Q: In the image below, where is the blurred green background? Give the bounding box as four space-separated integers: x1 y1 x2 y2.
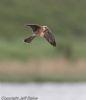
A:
0 0 86 82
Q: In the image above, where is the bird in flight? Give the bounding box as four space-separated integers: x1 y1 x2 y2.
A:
24 24 56 47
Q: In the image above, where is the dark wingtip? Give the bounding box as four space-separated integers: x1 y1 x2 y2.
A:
26 24 30 26
25 24 34 27
53 43 56 47
51 41 56 47
26 24 37 26
24 39 26 42
24 38 29 43
24 39 27 43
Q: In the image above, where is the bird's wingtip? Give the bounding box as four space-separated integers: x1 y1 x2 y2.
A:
26 24 30 26
50 41 56 47
53 42 56 47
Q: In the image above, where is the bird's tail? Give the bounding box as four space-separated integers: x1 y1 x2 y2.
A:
24 35 36 43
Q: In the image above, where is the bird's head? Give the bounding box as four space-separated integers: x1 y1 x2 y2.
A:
42 26 48 31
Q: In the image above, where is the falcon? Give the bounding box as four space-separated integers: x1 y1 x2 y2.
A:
24 24 56 47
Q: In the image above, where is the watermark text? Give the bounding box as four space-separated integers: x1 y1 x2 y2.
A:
1 96 38 100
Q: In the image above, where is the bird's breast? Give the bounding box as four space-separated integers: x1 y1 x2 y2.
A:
39 32 45 37
35 28 44 37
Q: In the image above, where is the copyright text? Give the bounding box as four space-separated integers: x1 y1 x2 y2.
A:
0 96 38 100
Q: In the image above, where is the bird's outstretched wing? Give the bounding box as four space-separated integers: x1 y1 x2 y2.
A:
44 29 56 47
26 24 41 32
24 35 36 43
